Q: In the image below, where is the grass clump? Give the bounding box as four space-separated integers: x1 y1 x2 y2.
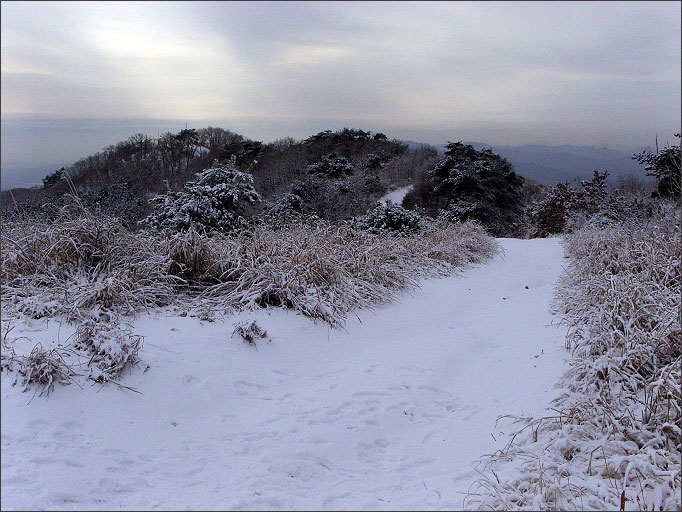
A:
1 201 180 321
75 319 143 383
197 219 498 327
232 320 268 346
9 344 78 397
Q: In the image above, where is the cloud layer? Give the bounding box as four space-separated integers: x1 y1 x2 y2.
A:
1 1 680 187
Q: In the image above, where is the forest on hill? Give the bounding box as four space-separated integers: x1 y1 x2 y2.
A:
3 126 673 240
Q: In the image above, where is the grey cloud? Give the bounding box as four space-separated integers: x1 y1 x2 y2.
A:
1 1 680 189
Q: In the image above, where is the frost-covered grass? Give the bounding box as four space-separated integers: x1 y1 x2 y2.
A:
193 220 498 327
2 205 497 328
1 206 498 394
467 202 681 511
1 205 179 322
1 326 78 398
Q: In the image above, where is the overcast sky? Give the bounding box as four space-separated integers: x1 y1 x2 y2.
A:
1 1 680 188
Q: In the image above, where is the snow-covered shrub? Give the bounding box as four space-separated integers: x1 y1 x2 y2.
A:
258 192 321 230
306 153 354 178
358 201 425 236
77 183 147 229
521 171 657 238
284 174 369 223
75 319 143 383
364 152 392 171
468 204 681 511
142 160 261 234
520 182 575 237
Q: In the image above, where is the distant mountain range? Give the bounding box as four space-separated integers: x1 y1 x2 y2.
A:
404 141 652 185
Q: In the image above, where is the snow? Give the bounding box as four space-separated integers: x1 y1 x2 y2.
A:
379 185 413 206
1 237 568 510
190 144 210 155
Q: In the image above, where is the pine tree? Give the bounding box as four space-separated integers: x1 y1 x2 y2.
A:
633 134 681 198
429 142 524 236
142 160 261 234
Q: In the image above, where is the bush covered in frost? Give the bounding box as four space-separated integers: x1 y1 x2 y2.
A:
142 160 261 234
520 170 658 238
358 200 425 235
258 192 321 230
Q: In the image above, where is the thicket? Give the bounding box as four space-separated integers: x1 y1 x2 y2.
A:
2 127 432 231
357 201 425 236
142 161 261 234
517 170 666 239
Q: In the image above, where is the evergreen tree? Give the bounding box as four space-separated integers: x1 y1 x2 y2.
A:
429 141 524 236
142 160 261 234
306 153 354 178
42 168 65 189
633 134 681 198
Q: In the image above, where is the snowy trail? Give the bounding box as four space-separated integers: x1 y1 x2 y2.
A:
1 238 568 510
379 185 413 205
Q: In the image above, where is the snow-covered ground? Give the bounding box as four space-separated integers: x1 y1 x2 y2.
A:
379 185 413 206
1 237 568 510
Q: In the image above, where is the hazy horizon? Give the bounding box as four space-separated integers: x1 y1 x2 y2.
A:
2 1 680 188
0 114 670 190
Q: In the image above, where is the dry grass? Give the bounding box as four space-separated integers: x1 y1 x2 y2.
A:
232 320 268 346
1 201 182 321
466 203 681 511
7 343 78 397
192 220 498 326
1 206 498 397
1 323 79 397
75 319 143 383
2 203 497 328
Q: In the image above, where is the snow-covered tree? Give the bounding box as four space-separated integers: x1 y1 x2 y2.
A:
633 133 681 198
142 160 261 233
306 153 354 178
430 142 524 236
